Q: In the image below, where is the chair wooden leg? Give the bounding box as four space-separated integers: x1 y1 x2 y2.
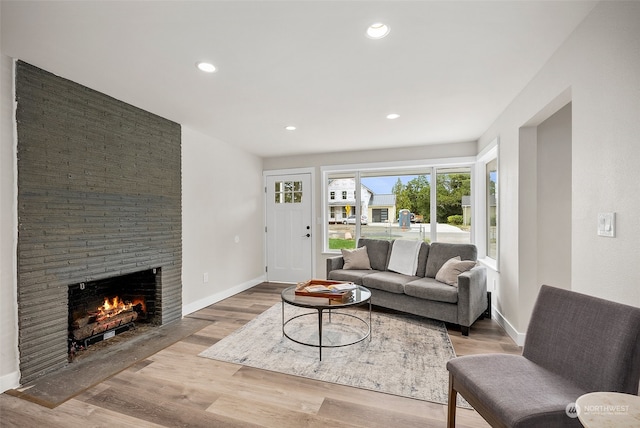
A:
448 372 457 428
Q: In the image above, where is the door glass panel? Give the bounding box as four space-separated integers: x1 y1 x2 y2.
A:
275 181 303 204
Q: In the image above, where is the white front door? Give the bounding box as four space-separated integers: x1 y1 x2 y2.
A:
266 173 313 283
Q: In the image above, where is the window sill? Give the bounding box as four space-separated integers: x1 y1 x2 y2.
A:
478 257 498 272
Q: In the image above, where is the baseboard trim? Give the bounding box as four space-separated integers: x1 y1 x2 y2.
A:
181 275 266 317
493 307 526 347
0 370 21 394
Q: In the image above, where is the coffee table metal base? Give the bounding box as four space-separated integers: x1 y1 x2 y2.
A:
281 304 371 360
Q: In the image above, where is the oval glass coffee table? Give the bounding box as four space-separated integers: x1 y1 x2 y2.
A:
281 285 372 360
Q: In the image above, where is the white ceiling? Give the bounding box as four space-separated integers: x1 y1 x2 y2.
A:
1 1 596 158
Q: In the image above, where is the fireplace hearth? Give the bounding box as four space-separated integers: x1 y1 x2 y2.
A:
68 269 160 357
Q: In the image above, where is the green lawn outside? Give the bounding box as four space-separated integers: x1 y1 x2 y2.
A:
328 238 356 250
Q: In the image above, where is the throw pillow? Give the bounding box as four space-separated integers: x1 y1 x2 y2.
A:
341 246 372 270
435 256 477 286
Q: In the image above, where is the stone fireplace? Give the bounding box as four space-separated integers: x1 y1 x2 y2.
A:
67 268 161 354
15 61 182 384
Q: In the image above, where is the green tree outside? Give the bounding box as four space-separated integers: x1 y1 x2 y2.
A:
436 173 470 222
392 178 412 216
392 173 470 224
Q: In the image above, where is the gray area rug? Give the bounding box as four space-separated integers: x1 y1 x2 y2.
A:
199 303 469 407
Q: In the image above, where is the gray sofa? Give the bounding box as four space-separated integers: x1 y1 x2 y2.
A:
326 238 487 335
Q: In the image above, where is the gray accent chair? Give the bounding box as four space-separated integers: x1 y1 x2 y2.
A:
446 285 640 428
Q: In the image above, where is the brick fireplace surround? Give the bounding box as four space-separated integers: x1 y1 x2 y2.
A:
15 61 182 384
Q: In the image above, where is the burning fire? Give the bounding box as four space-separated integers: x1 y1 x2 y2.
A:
99 296 131 314
97 296 145 318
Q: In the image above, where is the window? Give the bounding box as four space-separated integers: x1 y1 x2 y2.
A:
323 159 475 252
486 158 498 259
274 180 302 204
361 171 427 243
327 175 358 249
476 140 498 266
435 167 471 244
330 191 335 200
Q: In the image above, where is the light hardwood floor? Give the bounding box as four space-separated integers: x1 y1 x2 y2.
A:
0 282 521 427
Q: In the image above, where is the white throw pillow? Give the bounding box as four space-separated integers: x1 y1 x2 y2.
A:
341 246 372 270
435 256 477 286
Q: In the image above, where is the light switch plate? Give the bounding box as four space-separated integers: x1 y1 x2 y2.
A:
597 212 615 237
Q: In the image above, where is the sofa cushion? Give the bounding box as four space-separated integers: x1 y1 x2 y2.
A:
435 256 477 286
425 242 478 278
357 238 391 271
362 271 417 294
327 269 377 285
341 246 372 270
405 277 459 303
415 242 430 277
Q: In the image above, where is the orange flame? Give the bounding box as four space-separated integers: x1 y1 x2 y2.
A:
98 296 134 318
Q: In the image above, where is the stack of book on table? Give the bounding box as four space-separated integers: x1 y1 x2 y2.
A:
294 279 357 304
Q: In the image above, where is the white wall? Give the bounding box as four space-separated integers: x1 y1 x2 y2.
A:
479 1 640 337
0 52 20 389
536 103 572 291
0 0 20 392
181 126 266 315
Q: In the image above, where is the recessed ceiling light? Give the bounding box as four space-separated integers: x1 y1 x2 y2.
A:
366 23 390 39
196 62 216 73
386 113 400 120
285 125 297 131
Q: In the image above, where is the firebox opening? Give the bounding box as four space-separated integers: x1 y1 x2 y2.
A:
68 268 160 356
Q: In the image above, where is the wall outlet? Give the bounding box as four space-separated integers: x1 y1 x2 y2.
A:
203 272 209 283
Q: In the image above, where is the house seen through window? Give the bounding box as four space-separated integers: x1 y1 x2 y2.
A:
325 167 472 251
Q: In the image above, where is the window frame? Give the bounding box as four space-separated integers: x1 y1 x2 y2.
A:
321 157 476 254
475 139 499 271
